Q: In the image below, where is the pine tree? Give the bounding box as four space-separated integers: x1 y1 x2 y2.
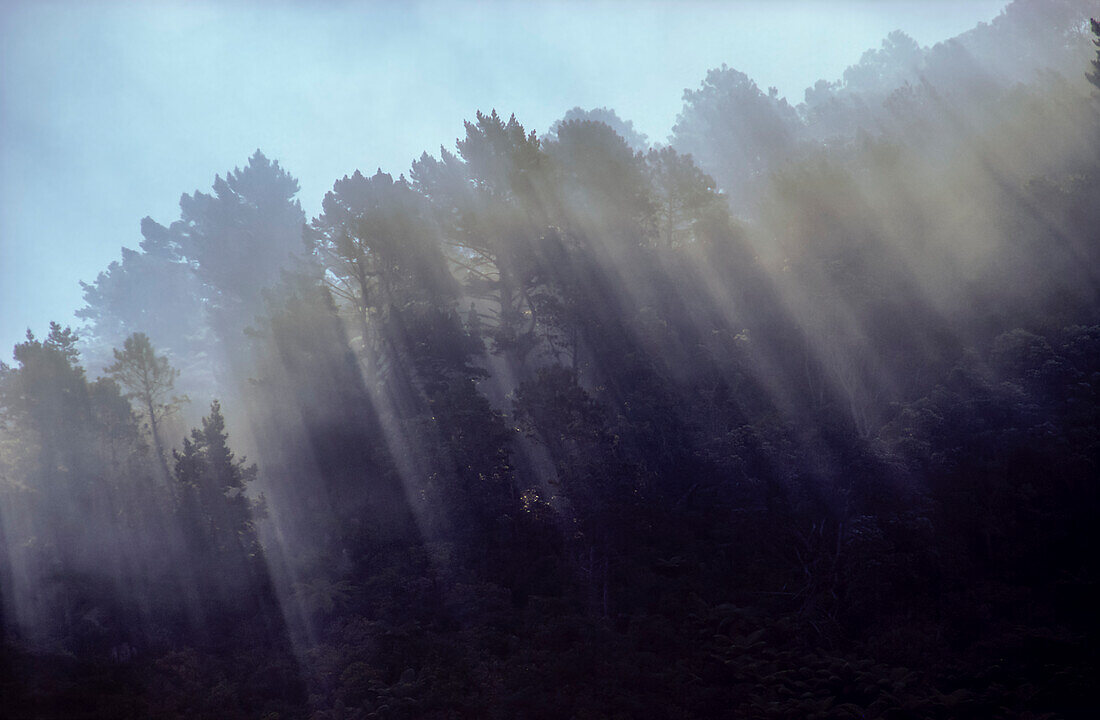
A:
106 332 186 480
174 401 262 562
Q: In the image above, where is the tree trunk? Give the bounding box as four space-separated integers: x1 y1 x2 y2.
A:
146 394 170 482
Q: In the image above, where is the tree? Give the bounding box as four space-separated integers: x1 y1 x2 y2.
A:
1088 18 1100 92
646 146 722 246
547 107 649 153
3 323 90 472
77 217 209 377
840 30 925 97
79 152 305 403
245 273 413 548
0 324 176 646
411 111 552 368
514 365 644 616
671 65 801 210
307 169 454 357
174 400 262 563
514 119 659 368
106 332 186 480
145 150 306 345
544 118 654 250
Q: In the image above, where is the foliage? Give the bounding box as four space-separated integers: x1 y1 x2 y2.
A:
4 8 1100 718
105 332 186 477
1089 17 1100 91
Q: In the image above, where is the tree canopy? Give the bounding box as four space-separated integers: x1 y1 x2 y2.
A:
4 5 1100 717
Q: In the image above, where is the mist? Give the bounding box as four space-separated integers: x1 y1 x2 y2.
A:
2 1 1099 717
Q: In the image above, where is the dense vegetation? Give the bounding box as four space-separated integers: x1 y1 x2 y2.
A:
2 3 1099 718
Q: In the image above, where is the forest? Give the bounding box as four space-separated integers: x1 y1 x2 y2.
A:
2 2 1099 718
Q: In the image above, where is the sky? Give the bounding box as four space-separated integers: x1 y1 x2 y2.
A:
0 0 1008 360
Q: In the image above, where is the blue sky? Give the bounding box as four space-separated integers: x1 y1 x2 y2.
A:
0 0 1007 359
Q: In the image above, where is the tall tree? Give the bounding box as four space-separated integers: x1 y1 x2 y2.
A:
411 111 553 369
307 169 454 359
545 118 654 249
106 332 186 480
2 324 90 473
244 272 411 548
646 146 722 247
174 400 262 564
79 151 305 403
77 217 209 376
671 65 801 211
1088 18 1100 92
145 150 306 346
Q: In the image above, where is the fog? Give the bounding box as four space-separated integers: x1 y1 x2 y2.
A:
2 1 1099 717
0 0 1008 356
